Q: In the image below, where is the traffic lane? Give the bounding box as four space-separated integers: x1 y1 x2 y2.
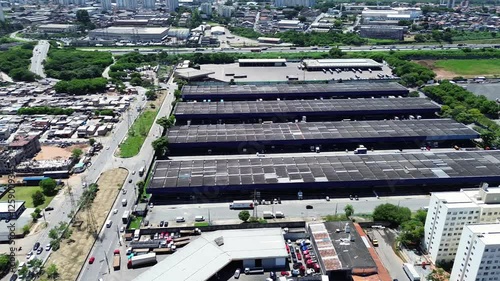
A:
372 228 407 281
147 196 430 225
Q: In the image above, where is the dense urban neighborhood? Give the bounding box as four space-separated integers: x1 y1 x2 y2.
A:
0 0 499 280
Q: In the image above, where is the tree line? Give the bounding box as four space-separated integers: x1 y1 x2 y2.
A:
54 77 107 95
17 106 74 115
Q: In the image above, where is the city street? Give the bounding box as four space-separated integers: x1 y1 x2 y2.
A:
77 73 177 281
147 195 430 226
29 40 50 78
373 228 408 281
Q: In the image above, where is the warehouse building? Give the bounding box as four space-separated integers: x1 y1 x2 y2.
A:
238 59 287 67
181 82 409 101
173 98 441 124
134 228 288 281
147 151 500 200
302 59 382 71
360 25 405 40
88 27 169 42
257 37 282 44
166 119 478 155
37 24 77 33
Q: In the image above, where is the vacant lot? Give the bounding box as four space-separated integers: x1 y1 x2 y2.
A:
0 186 55 209
45 168 127 281
418 59 500 79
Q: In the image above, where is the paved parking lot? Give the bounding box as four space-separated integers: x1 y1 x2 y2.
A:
200 62 395 83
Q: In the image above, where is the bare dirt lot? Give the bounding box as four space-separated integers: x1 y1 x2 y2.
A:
415 60 461 80
45 168 128 281
34 144 89 161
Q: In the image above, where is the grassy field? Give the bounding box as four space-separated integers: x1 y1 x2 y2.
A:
0 186 56 209
434 59 500 76
129 215 143 229
119 109 158 158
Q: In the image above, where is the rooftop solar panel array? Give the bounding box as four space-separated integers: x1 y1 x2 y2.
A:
174 98 440 116
181 82 408 97
167 119 478 144
149 151 500 189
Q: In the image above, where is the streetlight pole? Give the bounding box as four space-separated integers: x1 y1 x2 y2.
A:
103 250 110 273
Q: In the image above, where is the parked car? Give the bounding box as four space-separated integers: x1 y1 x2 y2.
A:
176 217 185 223
45 207 54 211
10 274 17 281
36 248 43 255
159 221 164 227
45 244 51 251
33 242 40 251
88 256 95 264
306 205 313 210
234 268 241 279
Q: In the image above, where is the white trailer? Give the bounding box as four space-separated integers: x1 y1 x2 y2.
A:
229 200 254 210
402 263 421 281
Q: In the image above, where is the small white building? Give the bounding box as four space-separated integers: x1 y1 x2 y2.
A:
210 26 225 35
133 228 288 281
450 223 500 281
424 185 500 264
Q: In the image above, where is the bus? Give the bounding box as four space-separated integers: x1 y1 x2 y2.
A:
402 263 421 281
122 211 130 224
250 48 262 53
43 170 70 179
138 166 145 177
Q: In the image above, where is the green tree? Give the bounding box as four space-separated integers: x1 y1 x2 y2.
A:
372 203 411 226
46 263 59 280
72 148 83 159
18 264 29 278
40 178 57 196
22 225 30 235
409 91 420 97
152 137 169 156
399 219 425 245
298 16 307 22
157 115 175 131
0 254 10 272
344 204 354 218
50 239 60 251
329 47 344 58
427 267 450 281
415 209 428 224
89 138 96 146
136 181 145 196
76 10 90 23
238 210 250 222
32 190 45 207
145 89 157 101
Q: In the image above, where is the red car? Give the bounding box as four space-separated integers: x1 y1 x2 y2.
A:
297 252 302 260
88 256 95 264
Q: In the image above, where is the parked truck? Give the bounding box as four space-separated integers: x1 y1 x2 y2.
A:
229 200 254 210
179 228 201 236
113 249 121 270
173 237 190 243
127 253 157 269
153 248 174 255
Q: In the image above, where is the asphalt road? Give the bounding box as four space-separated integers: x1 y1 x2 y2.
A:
147 195 430 226
79 43 500 55
29 40 50 78
372 228 408 281
77 75 177 281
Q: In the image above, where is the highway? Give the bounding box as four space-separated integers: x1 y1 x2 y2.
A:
30 40 50 78
78 43 500 55
77 75 177 281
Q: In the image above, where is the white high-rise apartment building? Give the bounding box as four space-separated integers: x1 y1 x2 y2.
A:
424 185 500 264
166 0 178 12
450 223 500 281
101 0 112 11
143 0 155 9
0 8 5 22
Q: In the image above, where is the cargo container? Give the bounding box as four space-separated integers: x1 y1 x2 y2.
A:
113 249 121 270
229 200 254 210
127 253 157 269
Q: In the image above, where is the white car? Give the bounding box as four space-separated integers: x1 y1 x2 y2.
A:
120 226 125 232
113 209 118 214
132 171 136 175
45 244 51 251
26 251 33 259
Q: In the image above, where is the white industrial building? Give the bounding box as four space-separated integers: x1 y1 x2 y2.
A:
210 26 225 35
88 27 169 42
361 7 421 22
274 0 316 7
424 185 500 264
277 19 302 31
450 223 500 281
38 24 77 33
134 228 288 281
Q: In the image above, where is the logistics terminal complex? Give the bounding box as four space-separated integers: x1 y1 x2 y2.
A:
147 81 500 201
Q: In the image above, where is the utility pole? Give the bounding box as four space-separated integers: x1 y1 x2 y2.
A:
103 250 110 273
